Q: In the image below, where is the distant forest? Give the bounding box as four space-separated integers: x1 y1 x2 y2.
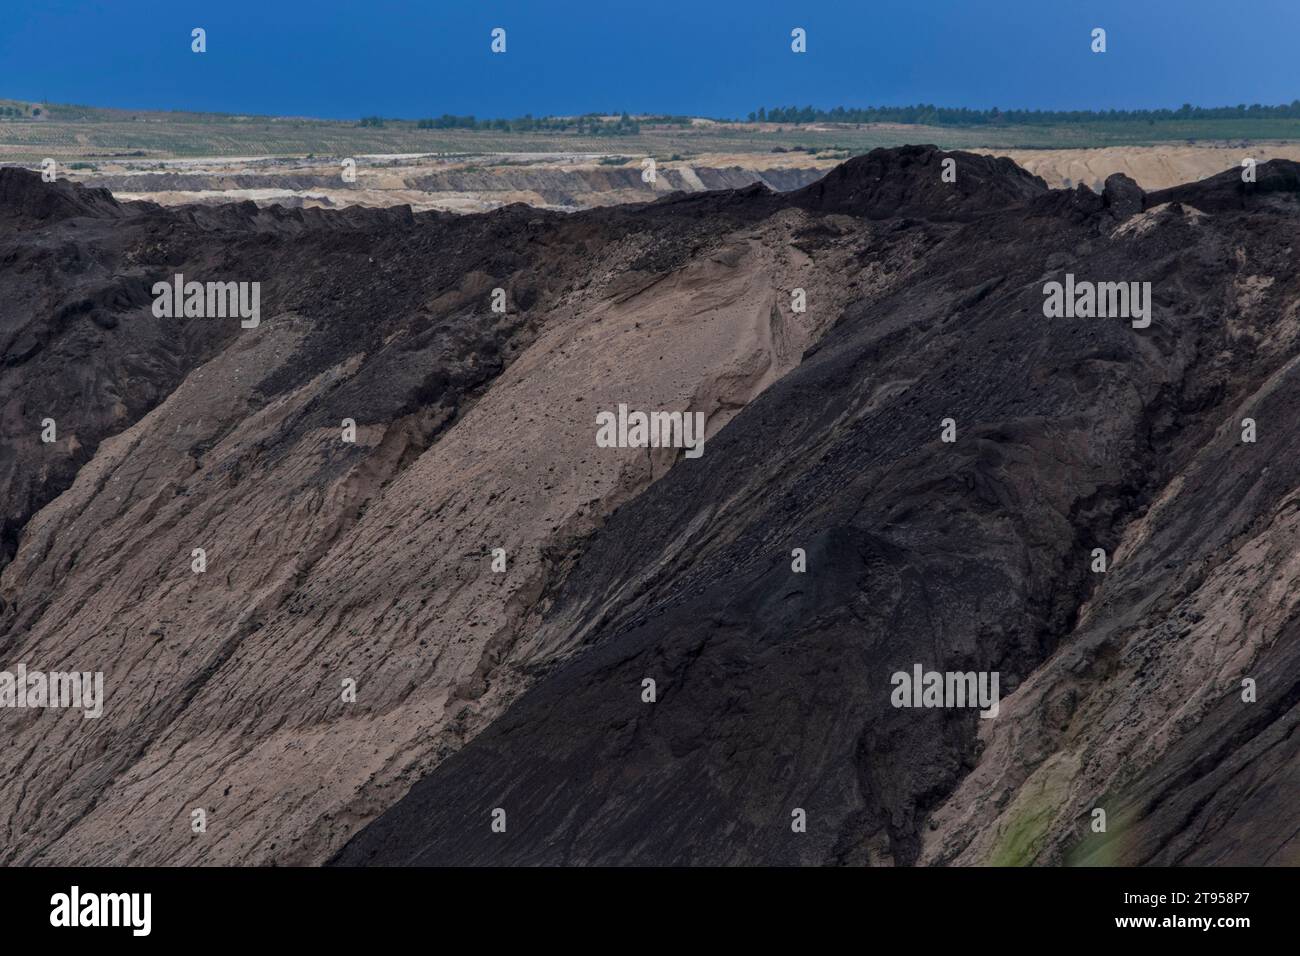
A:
748 102 1300 125
346 103 1300 134
359 112 694 135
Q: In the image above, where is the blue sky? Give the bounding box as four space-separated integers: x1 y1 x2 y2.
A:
1 0 1296 119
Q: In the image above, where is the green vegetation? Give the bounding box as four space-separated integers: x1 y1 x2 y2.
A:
5 97 1300 163
751 101 1300 126
415 111 644 135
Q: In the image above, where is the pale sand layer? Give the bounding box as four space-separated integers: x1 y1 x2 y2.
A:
988 143 1300 191
33 144 1300 212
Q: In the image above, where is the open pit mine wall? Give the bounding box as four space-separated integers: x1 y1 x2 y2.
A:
1 147 1297 866
81 163 829 210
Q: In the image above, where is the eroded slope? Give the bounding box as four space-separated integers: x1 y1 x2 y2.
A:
0 164 897 863
336 158 1300 866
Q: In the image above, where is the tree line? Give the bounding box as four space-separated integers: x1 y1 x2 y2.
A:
748 102 1300 126
357 113 698 135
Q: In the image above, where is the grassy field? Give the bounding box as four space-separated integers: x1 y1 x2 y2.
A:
5 98 1300 162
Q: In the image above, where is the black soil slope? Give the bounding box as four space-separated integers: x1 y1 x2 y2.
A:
334 158 1300 866
1148 158 1300 213
792 144 1048 220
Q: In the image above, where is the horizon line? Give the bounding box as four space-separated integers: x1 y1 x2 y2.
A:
6 95 1300 126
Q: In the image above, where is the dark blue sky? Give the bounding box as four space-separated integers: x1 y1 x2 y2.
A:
2 0 1296 119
